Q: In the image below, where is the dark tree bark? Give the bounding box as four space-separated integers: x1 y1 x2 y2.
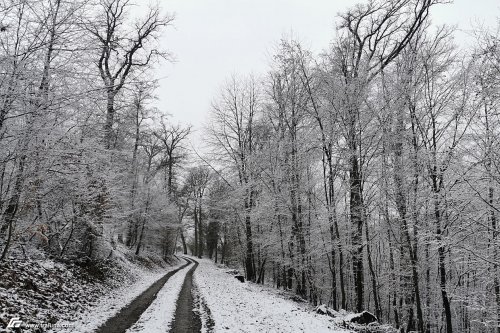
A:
244 188 256 281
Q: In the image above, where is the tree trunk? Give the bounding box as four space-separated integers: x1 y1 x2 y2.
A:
0 149 26 261
244 185 256 281
365 222 381 320
409 102 425 333
432 177 452 333
104 88 116 149
388 231 400 328
198 202 203 259
485 97 500 333
180 229 187 255
135 218 146 256
214 237 218 263
393 102 424 332
349 136 365 312
194 206 198 257
167 153 174 195
126 95 141 246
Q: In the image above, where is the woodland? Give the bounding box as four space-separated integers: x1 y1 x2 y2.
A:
1 0 500 332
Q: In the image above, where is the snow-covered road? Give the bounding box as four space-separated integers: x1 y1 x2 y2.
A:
126 260 193 333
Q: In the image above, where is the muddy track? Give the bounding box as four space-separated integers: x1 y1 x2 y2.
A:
95 258 191 333
169 257 202 332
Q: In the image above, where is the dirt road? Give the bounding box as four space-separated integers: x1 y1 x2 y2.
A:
95 258 191 333
169 258 202 332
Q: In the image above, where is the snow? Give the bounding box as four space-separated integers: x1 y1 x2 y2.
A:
193 259 351 333
58 258 184 333
193 282 216 333
3 253 391 332
315 304 341 318
126 262 192 333
1 257 104 333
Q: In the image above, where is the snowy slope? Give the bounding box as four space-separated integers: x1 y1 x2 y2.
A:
193 259 351 333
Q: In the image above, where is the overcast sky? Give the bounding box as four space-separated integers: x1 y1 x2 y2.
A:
153 0 499 143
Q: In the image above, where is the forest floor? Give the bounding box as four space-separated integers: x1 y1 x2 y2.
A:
193 258 349 333
2 254 394 332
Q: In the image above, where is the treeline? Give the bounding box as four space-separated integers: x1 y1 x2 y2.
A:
0 0 191 265
195 1 500 333
2 0 500 332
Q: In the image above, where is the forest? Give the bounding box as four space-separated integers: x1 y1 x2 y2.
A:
1 0 500 332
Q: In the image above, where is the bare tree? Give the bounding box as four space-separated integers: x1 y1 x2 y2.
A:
87 0 174 149
154 117 192 195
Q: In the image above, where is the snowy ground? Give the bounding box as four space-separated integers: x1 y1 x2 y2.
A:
57 257 184 333
1 257 101 333
3 254 388 332
193 259 350 333
125 261 192 333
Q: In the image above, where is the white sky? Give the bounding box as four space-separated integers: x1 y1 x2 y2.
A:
153 0 500 141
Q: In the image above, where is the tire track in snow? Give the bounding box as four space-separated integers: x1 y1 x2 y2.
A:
170 257 210 332
126 257 194 332
94 257 191 333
